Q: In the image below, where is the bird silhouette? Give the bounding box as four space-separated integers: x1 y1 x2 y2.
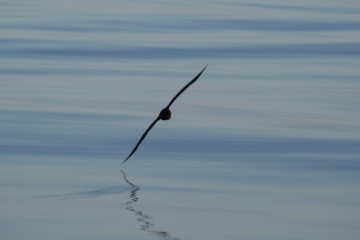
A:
123 65 208 165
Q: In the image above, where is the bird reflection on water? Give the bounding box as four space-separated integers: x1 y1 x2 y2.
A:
34 171 180 239
121 170 180 240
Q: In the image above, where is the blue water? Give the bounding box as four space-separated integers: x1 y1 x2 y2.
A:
1 0 360 239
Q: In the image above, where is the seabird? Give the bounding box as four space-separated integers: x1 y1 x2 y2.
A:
123 65 208 164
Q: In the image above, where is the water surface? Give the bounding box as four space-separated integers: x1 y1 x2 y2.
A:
1 0 360 239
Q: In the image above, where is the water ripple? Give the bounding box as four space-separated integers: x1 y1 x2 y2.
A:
7 19 360 33
2 43 360 60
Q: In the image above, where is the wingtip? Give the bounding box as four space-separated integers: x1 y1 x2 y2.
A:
121 156 130 166
198 64 208 77
199 64 208 75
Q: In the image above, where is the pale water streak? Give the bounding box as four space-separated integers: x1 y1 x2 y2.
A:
1 0 360 240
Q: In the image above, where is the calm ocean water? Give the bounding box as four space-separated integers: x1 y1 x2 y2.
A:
1 0 360 239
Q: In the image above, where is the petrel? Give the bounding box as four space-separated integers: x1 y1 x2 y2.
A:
123 65 208 164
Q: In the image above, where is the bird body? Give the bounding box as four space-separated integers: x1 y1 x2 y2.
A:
123 65 207 165
159 107 171 120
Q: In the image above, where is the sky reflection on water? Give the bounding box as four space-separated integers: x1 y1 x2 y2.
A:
1 0 360 239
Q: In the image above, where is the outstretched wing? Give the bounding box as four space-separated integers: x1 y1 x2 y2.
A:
123 65 208 164
166 65 208 108
123 117 160 165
